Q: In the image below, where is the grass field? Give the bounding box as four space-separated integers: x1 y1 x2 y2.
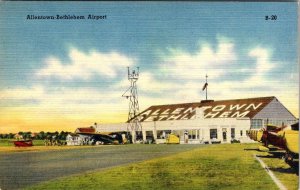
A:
0 139 16 146
0 139 45 146
0 145 97 153
25 143 298 190
0 139 77 153
258 151 299 190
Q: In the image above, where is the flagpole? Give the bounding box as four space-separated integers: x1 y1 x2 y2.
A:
201 74 208 101
205 74 208 100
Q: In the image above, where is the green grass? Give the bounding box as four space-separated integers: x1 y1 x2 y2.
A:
0 139 46 146
33 140 47 146
24 143 293 190
256 151 299 190
0 139 13 146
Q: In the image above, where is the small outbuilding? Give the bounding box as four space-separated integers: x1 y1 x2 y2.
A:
66 127 96 145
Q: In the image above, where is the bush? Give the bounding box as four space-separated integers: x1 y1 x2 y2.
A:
231 139 240 144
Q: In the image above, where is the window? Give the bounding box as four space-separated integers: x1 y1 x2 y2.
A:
240 130 243 137
287 120 298 125
210 129 218 139
188 130 197 139
157 130 171 139
251 119 263 129
231 128 235 139
264 119 298 128
146 131 154 140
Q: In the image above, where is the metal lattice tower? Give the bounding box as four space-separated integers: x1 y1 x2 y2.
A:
122 67 142 143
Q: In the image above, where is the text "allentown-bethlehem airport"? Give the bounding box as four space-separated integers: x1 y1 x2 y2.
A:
27 14 107 20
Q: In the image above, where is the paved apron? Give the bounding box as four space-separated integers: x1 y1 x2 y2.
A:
0 144 203 190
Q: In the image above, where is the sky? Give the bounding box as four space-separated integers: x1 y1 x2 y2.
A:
0 2 298 133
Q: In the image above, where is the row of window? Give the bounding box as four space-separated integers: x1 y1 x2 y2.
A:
251 119 298 129
209 128 242 140
155 129 244 140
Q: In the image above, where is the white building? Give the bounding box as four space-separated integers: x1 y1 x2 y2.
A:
66 127 95 145
97 96 297 144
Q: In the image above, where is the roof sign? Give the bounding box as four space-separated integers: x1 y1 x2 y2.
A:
137 97 274 122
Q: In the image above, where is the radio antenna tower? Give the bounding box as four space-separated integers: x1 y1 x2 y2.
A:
122 67 142 143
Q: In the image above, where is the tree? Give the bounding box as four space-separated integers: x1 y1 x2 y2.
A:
38 131 45 140
58 131 65 140
8 133 14 139
22 132 31 140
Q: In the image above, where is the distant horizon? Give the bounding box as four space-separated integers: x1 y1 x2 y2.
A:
0 95 297 134
0 2 298 133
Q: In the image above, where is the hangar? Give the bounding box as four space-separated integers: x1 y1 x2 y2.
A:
97 96 297 144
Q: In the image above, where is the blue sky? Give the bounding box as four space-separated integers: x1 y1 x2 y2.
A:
0 2 298 132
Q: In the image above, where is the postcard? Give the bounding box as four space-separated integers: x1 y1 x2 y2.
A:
0 1 298 190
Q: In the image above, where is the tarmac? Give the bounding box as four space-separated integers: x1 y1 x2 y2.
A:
0 144 203 190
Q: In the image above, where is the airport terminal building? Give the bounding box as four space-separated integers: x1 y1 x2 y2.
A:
97 96 297 144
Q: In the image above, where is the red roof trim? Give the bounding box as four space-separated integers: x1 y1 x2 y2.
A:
76 127 95 133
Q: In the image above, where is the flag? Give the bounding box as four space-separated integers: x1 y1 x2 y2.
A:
202 82 208 91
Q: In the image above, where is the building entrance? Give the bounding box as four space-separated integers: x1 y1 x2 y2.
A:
222 128 227 142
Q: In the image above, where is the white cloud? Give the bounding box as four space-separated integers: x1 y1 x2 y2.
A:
0 85 130 124
249 47 274 73
194 46 298 115
0 86 124 105
152 42 297 116
161 38 237 80
116 42 296 113
0 86 45 100
2 41 298 129
36 48 135 80
117 72 179 94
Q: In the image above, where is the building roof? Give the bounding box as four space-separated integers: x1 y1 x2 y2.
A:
75 127 96 134
136 96 276 122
